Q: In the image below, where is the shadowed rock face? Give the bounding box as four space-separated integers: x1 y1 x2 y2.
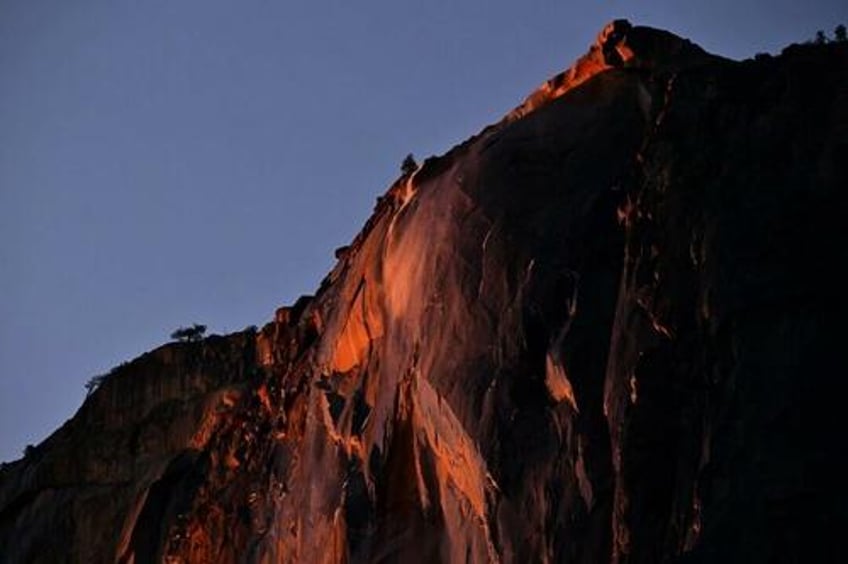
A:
2 21 847 563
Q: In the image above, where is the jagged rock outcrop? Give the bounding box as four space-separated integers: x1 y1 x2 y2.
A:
2 21 847 563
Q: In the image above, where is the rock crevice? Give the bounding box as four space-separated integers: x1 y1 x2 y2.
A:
2 21 846 564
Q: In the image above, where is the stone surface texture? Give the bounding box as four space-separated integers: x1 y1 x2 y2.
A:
2 21 847 564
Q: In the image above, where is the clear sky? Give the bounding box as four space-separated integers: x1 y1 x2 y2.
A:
1 0 845 463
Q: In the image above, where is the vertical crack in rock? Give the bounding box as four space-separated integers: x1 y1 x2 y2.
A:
2 21 847 564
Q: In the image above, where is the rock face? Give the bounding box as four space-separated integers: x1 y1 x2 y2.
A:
2 21 847 563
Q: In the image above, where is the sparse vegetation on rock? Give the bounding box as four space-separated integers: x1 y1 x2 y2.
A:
85 373 107 396
401 153 417 175
83 362 130 395
170 323 207 342
812 25 847 44
2 21 847 563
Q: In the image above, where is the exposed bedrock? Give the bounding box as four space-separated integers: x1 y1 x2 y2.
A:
2 21 846 563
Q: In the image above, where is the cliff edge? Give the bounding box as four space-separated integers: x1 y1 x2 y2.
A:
2 21 847 563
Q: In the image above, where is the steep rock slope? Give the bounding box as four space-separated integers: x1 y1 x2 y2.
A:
2 20 847 563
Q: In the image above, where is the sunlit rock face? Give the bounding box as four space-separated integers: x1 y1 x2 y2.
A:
2 21 847 563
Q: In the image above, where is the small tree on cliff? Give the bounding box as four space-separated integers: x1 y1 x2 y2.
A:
170 323 207 343
85 373 107 396
401 153 418 176
835 24 847 42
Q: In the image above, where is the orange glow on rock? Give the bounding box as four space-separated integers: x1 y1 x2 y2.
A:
330 281 383 373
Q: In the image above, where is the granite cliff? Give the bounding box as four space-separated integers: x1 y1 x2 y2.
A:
2 20 847 563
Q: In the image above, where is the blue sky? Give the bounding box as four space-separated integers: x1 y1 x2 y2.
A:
2 0 846 462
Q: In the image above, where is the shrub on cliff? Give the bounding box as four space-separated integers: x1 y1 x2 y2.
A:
812 26 847 44
401 153 417 176
85 373 107 396
170 323 207 342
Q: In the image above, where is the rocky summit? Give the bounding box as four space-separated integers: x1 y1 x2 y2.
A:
1 20 847 563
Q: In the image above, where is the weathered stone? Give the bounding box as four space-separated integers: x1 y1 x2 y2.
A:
2 21 846 563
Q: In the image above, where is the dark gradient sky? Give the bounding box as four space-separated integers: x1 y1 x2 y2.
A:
2 1 846 462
